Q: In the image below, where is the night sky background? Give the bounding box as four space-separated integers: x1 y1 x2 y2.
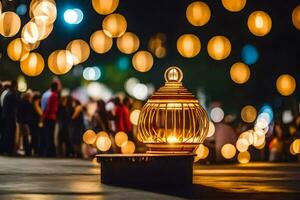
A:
0 0 300 116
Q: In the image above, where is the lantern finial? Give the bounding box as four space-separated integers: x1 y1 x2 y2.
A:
164 66 183 83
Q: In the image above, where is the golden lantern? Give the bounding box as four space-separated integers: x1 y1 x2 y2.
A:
247 11 272 37
186 1 211 26
20 52 45 77
117 32 140 54
48 50 74 75
137 66 209 153
221 143 236 159
241 105 257 123
30 0 57 23
90 30 113 54
237 151 250 164
177 34 201 58
67 39 90 65
230 62 250 84
102 13 127 38
276 74 296 96
0 11 21 37
132 50 154 72
115 131 128 147
221 0 246 12
7 38 30 61
292 5 300 30
207 35 231 60
92 0 119 15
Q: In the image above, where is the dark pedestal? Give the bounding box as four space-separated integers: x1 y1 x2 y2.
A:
97 154 194 187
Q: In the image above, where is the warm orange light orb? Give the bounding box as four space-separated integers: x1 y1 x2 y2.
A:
276 74 296 96
238 151 251 164
195 144 209 161
236 138 249 152
292 139 300 154
206 121 215 138
102 13 127 38
132 50 154 72
177 34 201 58
48 50 73 75
130 109 141 125
96 135 112 152
7 38 29 61
221 0 246 12
83 130 97 145
121 141 135 154
221 144 236 159
115 131 128 147
292 5 300 30
90 30 113 54
248 11 272 37
31 0 57 23
67 39 90 65
117 32 140 54
186 1 211 26
241 105 257 123
0 11 21 37
20 52 44 77
92 0 119 15
207 36 231 60
230 62 250 84
239 130 254 145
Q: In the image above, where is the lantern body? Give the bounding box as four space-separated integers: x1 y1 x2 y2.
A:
102 13 127 38
132 51 154 72
177 34 201 58
276 74 296 96
117 32 140 54
90 30 113 54
137 67 209 153
248 11 272 37
292 5 300 30
186 1 211 26
7 38 30 61
20 52 44 77
0 11 21 37
48 50 73 75
221 0 246 12
92 0 119 15
241 105 257 123
230 62 250 84
207 35 231 60
30 0 57 23
67 39 90 65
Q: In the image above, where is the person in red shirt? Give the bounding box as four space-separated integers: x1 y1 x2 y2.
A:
122 97 132 136
114 97 125 132
41 82 59 157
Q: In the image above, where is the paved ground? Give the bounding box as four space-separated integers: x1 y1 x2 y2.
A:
0 156 300 200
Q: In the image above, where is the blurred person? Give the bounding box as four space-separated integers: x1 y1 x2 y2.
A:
0 81 19 155
57 96 73 157
269 122 284 162
41 82 59 157
28 92 43 156
92 100 110 132
70 98 85 157
113 97 125 132
122 97 133 137
17 91 33 156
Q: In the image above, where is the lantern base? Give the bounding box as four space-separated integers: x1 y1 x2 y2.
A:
145 142 199 154
97 154 194 186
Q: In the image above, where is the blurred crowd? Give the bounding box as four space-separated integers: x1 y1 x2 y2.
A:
0 80 133 157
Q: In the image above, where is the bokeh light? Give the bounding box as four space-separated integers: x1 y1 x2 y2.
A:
130 109 141 125
0 11 21 37
206 121 215 138
230 62 250 84
221 0 246 12
16 4 28 16
7 38 29 61
176 34 201 58
20 52 44 77
121 141 135 154
96 133 111 152
83 130 97 144
292 5 300 30
102 13 127 38
115 131 128 147
241 44 258 65
90 30 113 54
276 74 296 96
248 11 272 37
48 50 73 75
292 139 300 154
239 130 254 145
117 32 140 54
132 50 154 72
210 107 224 123
195 144 209 161
30 0 57 23
186 1 211 26
241 105 257 123
133 83 148 100
207 36 231 60
66 39 90 65
117 56 130 71
236 138 249 152
92 0 119 15
87 82 112 101
221 144 236 159
83 67 101 81
64 8 83 24
237 151 250 164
